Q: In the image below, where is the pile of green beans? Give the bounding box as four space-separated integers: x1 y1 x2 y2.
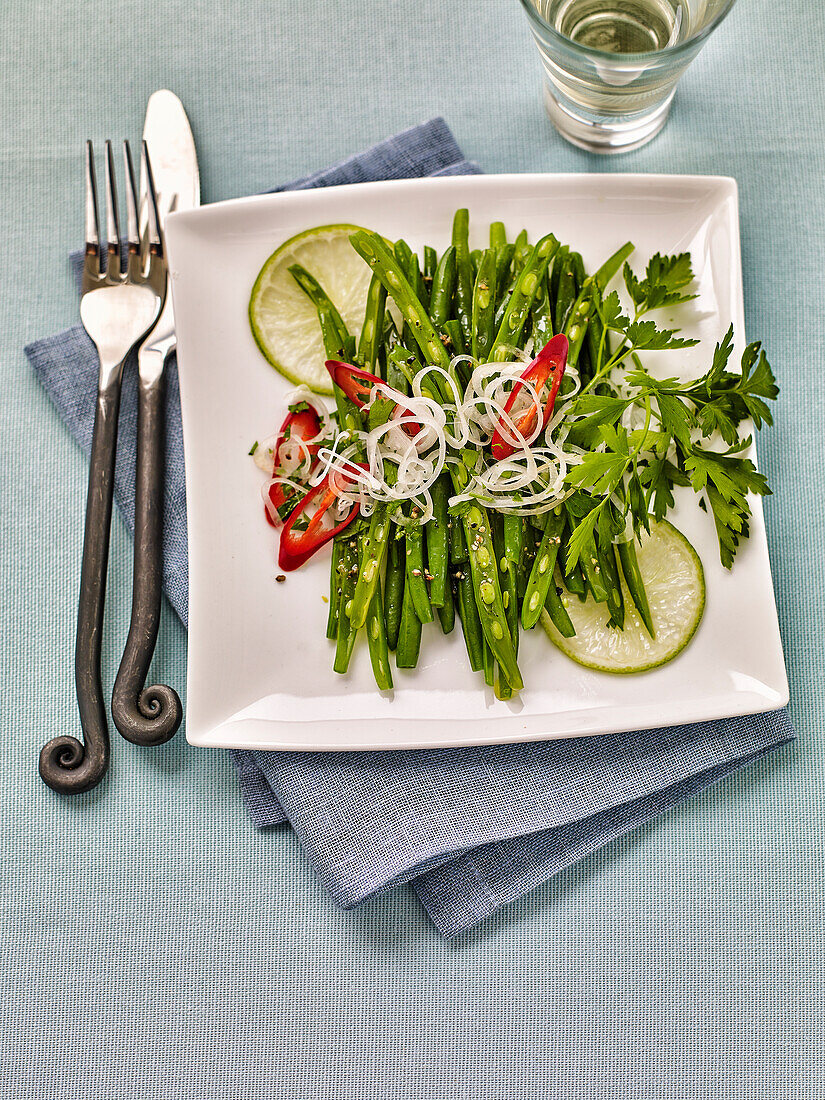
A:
290 212 651 698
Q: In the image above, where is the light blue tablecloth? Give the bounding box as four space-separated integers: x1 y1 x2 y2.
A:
1 0 823 1094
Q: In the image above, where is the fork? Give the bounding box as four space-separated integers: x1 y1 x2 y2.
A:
39 141 166 795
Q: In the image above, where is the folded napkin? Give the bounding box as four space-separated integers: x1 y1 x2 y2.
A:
26 118 794 936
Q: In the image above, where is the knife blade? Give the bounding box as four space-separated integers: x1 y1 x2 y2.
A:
110 90 199 747
141 89 200 356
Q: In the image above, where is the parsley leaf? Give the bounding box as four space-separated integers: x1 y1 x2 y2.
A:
367 396 396 432
624 253 697 313
638 456 690 522
623 320 699 351
566 424 630 497
682 442 771 568
599 290 629 333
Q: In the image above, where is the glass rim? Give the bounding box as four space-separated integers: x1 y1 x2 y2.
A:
518 0 738 63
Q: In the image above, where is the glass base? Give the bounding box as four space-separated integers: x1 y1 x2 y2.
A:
543 83 674 153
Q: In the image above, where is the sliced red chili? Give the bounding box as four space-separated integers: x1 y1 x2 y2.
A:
264 404 323 527
325 359 422 439
325 360 383 408
490 334 568 461
278 466 364 571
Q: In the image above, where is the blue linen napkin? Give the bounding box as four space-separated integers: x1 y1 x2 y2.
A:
25 118 794 936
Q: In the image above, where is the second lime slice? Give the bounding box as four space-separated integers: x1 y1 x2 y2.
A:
540 519 705 674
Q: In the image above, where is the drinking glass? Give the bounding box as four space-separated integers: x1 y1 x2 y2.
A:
520 0 738 153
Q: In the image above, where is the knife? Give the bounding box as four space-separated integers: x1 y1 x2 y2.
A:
111 90 200 746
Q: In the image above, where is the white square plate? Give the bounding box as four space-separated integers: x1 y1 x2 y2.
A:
165 173 788 751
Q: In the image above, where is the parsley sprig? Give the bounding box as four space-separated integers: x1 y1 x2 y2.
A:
563 253 778 571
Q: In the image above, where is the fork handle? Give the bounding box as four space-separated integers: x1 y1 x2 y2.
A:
111 368 182 745
39 382 121 794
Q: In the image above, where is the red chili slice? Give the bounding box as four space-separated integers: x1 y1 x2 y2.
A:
490 334 568 461
325 360 383 408
278 466 364 571
264 404 323 527
325 359 422 439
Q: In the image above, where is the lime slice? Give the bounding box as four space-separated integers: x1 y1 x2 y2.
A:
249 224 373 394
540 519 705 674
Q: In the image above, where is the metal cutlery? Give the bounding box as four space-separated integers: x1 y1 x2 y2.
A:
39 141 166 794
111 91 199 748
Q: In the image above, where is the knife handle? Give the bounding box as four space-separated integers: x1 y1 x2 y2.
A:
40 382 121 794
111 368 182 746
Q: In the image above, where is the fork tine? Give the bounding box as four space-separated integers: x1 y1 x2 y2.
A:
123 141 139 252
141 141 163 259
84 142 101 279
104 140 122 281
123 141 143 281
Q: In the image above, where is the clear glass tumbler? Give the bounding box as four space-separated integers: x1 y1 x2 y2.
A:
520 0 737 153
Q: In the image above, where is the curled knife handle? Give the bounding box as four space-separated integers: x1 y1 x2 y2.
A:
40 384 120 794
112 370 182 746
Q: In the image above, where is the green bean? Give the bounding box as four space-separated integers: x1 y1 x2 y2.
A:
504 513 523 571
326 539 343 640
444 318 465 358
288 264 355 360
482 641 495 687
517 518 537 601
548 245 568 318
584 292 603 383
494 244 515 308
512 229 530 276
553 251 576 334
456 566 484 673
493 289 512 333
521 509 565 629
396 582 422 668
618 539 655 638
429 245 457 328
450 512 468 563
544 574 576 637
559 523 588 600
350 231 453 374
471 248 497 362
394 240 427 355
594 241 634 291
569 251 586 294
598 541 625 628
349 504 391 629
493 516 519 654
426 476 450 608
451 208 475 350
563 296 592 369
384 532 405 651
452 523 482 668
494 662 513 701
437 576 455 635
579 536 610 604
366 586 393 690
462 503 522 690
333 531 361 674
490 221 507 250
489 234 559 362
405 526 433 623
394 238 414 274
529 268 554 346
404 241 430 309
357 273 387 377
386 345 414 388
423 245 437 284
